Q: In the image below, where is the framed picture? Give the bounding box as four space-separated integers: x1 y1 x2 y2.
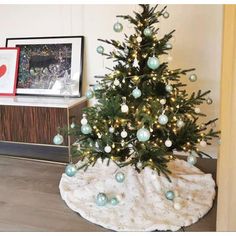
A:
0 47 20 96
6 36 84 97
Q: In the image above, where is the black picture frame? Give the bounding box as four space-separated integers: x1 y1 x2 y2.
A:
6 36 84 97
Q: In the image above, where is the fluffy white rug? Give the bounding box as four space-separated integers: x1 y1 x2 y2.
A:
59 158 215 231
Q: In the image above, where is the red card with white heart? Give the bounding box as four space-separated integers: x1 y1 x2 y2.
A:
0 48 20 96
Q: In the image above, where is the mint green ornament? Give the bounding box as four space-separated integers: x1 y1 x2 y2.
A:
85 89 94 99
53 134 64 145
132 87 141 98
165 190 175 200
158 114 168 125
94 84 102 91
147 56 160 70
65 164 77 177
110 197 119 206
81 124 92 134
143 27 152 37
113 22 123 33
96 45 104 54
96 193 108 206
137 128 150 142
115 172 125 183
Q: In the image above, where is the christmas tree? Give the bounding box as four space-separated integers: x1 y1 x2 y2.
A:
55 4 219 181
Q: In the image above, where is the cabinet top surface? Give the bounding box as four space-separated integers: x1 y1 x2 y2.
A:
0 96 87 108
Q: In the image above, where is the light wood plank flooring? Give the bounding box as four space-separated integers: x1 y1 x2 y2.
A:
0 155 216 232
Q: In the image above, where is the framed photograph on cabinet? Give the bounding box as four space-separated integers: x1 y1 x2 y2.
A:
6 36 84 97
0 47 20 96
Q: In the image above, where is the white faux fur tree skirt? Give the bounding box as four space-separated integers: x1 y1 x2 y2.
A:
59 158 215 231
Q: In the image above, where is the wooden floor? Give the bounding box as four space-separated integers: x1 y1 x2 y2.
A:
0 155 217 232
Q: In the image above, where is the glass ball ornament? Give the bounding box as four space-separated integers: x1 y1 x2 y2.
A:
163 11 170 19
177 120 185 128
189 74 197 82
200 140 207 147
147 56 160 70
114 78 120 86
160 98 166 105
109 126 115 133
53 134 64 145
165 138 172 147
121 129 128 138
81 117 88 125
65 163 77 177
81 124 92 135
115 172 125 183
94 83 102 91
113 22 123 33
104 145 112 153
136 127 151 142
96 193 108 206
165 190 175 200
85 89 94 99
96 45 104 54
121 104 129 113
110 197 119 206
70 122 75 129
206 97 213 105
187 154 197 165
194 107 201 114
137 36 142 43
143 27 152 37
165 84 173 92
165 43 172 49
173 201 183 210
158 114 168 125
132 87 142 98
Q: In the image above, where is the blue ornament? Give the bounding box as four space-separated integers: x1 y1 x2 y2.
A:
158 114 168 125
165 85 173 92
110 197 119 206
189 74 197 82
143 27 152 37
53 134 64 145
165 190 175 200
147 56 160 70
81 124 92 135
96 193 108 206
187 155 197 165
85 89 94 99
115 172 125 183
165 43 172 49
96 45 104 54
137 127 151 142
132 87 142 98
94 84 102 91
113 22 123 32
65 164 77 177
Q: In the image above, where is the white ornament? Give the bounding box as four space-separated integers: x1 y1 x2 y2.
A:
137 162 143 169
177 120 185 128
81 118 88 125
133 58 139 68
95 141 99 148
114 78 120 86
121 104 129 113
200 140 207 147
173 202 183 210
194 107 201 114
137 36 142 43
160 99 166 105
121 129 128 138
165 139 172 147
104 145 112 153
109 126 115 133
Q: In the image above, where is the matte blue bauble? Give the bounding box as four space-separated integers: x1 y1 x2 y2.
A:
65 164 77 177
165 85 173 92
81 124 92 135
187 155 197 165
137 128 151 142
147 57 160 70
165 43 172 49
158 114 168 125
110 197 119 206
85 89 94 99
143 27 152 37
115 172 125 183
165 190 175 200
96 193 108 206
53 134 64 145
113 22 123 32
96 45 104 54
132 87 142 98
94 84 102 91
189 74 197 82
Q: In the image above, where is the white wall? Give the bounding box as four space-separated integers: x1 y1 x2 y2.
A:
0 4 223 157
